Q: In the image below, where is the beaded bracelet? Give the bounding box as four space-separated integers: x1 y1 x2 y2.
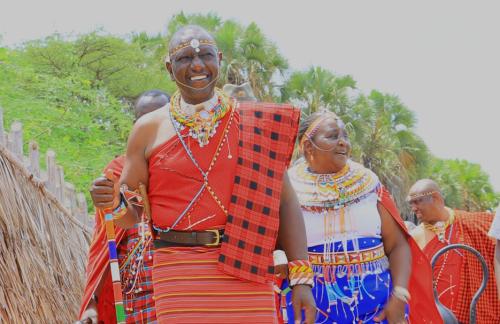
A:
288 260 314 288
392 286 411 304
112 191 128 220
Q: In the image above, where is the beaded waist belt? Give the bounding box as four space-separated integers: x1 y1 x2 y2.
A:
308 244 385 265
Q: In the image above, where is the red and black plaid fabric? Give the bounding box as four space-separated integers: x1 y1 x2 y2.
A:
217 102 301 283
454 210 500 324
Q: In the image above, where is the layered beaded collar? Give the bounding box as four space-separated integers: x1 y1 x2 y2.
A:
289 160 381 212
170 88 232 147
180 93 218 116
423 207 455 243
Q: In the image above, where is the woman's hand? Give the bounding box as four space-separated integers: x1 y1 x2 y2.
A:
374 298 407 324
291 284 316 324
274 264 287 279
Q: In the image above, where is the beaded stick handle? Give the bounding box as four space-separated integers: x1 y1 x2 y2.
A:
138 182 151 222
104 170 126 324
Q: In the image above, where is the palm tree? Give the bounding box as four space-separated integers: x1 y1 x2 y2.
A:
427 158 499 211
349 90 431 217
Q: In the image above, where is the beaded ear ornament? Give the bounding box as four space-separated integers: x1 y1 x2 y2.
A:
167 38 218 62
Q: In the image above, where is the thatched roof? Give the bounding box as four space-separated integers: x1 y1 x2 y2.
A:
0 142 92 323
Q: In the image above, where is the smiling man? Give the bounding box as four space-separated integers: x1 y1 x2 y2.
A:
409 179 500 324
89 25 315 324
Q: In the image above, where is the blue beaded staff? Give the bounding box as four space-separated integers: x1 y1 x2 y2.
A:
104 170 126 324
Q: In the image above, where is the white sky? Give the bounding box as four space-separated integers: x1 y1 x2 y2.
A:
2 0 500 189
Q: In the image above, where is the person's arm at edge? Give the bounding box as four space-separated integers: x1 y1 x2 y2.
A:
108 117 153 229
374 201 412 322
278 170 316 324
495 240 500 299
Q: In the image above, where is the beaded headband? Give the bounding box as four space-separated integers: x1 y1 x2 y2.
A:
300 110 340 152
168 38 218 62
406 190 440 202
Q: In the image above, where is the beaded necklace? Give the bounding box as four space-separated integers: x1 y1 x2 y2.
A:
423 207 455 243
153 99 235 233
170 87 231 147
289 160 381 212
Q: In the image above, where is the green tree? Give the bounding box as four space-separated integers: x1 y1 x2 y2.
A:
1 44 133 206
22 29 176 104
349 90 431 216
427 158 499 212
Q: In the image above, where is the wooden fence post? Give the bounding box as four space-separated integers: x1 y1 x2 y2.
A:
65 182 77 216
56 165 65 203
11 121 23 162
45 149 57 196
0 104 5 146
29 141 40 178
77 193 88 224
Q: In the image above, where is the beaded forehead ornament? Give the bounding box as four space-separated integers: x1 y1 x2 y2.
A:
300 110 342 152
168 38 218 62
406 190 440 202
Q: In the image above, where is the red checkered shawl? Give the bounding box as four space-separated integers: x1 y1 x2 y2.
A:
217 102 301 283
79 155 126 323
454 210 500 324
379 188 444 324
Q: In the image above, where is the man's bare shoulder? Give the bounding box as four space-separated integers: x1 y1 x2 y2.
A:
134 105 169 130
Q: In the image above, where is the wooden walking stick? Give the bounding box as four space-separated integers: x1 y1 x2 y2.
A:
103 170 126 324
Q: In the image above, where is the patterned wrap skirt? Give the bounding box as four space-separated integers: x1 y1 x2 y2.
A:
152 246 278 323
279 239 409 324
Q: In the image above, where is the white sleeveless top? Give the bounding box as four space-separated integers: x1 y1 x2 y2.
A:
303 192 382 247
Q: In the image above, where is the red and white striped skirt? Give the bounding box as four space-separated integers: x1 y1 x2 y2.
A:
152 246 278 323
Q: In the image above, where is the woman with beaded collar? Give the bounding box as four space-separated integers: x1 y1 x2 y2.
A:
279 110 444 324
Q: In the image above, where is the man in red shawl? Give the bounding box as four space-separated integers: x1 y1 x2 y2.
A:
488 203 500 298
79 90 170 324
89 25 316 324
409 179 500 324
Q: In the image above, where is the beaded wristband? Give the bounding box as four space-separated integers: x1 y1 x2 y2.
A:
112 192 128 220
273 250 288 266
288 260 314 288
392 286 411 304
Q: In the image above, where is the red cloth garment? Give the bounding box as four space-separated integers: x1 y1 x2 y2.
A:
422 222 463 314
79 155 126 323
453 210 500 324
218 102 301 283
79 155 157 324
147 101 298 323
148 108 239 231
379 188 444 324
152 247 278 323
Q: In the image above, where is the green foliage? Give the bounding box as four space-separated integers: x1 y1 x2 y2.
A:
426 158 499 212
22 29 177 103
0 12 497 215
1 45 132 206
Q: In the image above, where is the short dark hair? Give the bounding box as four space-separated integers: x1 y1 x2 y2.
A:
133 90 170 118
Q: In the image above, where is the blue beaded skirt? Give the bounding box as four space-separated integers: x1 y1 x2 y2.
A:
279 239 409 324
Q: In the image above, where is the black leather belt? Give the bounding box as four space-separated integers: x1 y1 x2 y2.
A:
153 229 223 249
